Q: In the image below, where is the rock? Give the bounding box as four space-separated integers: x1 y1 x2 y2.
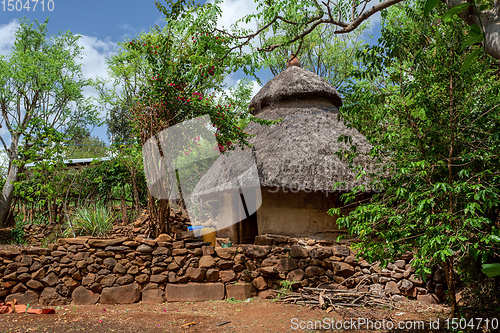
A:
226 283 256 300
113 263 127 274
27 247 51 256
219 270 236 283
101 275 117 287
26 279 44 291
254 235 274 246
82 273 95 286
151 266 167 275
185 242 204 249
155 234 173 242
41 272 58 287
392 294 407 302
172 248 188 256
57 238 88 246
135 274 149 284
252 276 268 290
391 271 404 280
186 267 206 282
150 274 169 284
17 273 32 283
344 256 357 265
277 258 298 272
199 256 216 268
385 281 401 295
305 266 325 277
259 266 278 276
433 268 446 283
287 269 305 282
123 240 140 247
202 246 215 256
100 282 141 304
88 237 127 248
12 283 27 293
409 275 425 286
217 260 234 270
434 283 446 297
40 287 70 306
215 247 237 260
103 257 117 270
417 293 440 304
290 246 309 258
116 274 135 285
152 247 171 256
332 245 350 257
310 247 332 259
166 283 225 302
369 284 385 296
72 286 99 305
258 289 276 299
394 260 406 269
333 262 355 277
127 266 140 275
399 279 413 291
234 254 246 265
174 256 187 267
142 288 166 304
5 290 39 305
244 245 270 259
104 246 130 252
55 283 71 297
206 268 219 282
137 244 154 253
379 277 392 284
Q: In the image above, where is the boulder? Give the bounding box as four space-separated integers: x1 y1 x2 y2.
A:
287 269 306 282
40 287 70 306
199 256 216 268
142 288 166 304
333 262 355 278
305 266 325 277
252 276 268 290
166 283 224 302
226 283 256 300
100 282 141 304
186 267 206 282
215 247 237 260
5 290 39 305
72 286 99 305
290 246 308 258
219 270 236 283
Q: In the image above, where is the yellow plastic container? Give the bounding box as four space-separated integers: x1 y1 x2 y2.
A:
201 227 216 247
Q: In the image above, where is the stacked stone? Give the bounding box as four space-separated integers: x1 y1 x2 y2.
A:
21 223 64 244
0 235 445 306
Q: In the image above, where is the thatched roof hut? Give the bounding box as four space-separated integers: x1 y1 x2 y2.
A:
191 63 372 242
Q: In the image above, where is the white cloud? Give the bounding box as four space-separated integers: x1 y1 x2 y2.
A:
0 20 19 56
209 0 258 31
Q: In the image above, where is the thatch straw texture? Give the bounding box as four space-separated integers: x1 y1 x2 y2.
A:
249 66 342 114
193 98 372 195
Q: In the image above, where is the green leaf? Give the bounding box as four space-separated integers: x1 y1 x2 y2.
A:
461 48 481 73
481 263 500 278
442 3 472 22
424 0 439 15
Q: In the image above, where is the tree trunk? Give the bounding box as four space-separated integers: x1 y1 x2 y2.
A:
443 258 457 318
0 158 19 227
121 196 128 225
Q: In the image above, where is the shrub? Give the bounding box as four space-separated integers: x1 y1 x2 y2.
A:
65 206 114 237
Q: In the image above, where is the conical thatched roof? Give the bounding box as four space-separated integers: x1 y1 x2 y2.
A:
192 66 372 197
249 66 342 114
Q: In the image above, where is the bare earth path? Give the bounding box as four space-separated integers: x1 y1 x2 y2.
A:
0 298 451 333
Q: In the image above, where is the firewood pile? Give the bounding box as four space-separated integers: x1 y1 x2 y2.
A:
278 287 396 310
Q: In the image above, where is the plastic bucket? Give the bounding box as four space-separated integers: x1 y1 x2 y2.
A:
201 227 216 247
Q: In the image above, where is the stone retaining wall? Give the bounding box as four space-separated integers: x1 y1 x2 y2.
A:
0 235 446 306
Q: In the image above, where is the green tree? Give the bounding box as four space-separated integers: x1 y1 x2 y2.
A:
0 18 99 227
64 135 107 159
224 0 500 69
330 4 500 317
100 0 274 236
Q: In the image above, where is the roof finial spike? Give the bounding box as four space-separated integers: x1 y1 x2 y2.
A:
286 54 301 68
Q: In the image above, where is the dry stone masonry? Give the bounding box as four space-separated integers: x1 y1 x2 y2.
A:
0 234 445 306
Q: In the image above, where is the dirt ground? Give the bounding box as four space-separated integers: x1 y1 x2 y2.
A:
0 297 457 333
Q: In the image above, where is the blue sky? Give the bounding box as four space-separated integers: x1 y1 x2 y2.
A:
0 0 381 145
